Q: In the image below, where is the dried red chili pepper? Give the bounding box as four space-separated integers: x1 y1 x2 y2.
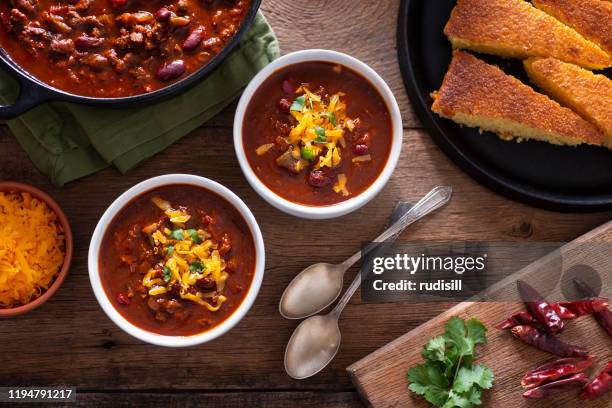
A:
511 325 589 357
521 356 593 388
551 303 579 320
574 279 612 338
496 310 537 330
559 298 609 316
580 361 612 400
517 280 564 333
523 373 589 399
496 303 579 330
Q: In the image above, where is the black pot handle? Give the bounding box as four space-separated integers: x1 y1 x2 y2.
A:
0 77 54 119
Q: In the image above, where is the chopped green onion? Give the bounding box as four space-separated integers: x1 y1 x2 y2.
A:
190 262 205 273
187 229 201 243
290 95 305 112
314 126 327 143
163 266 172 282
327 112 337 127
301 146 315 161
171 229 184 240
167 246 174 256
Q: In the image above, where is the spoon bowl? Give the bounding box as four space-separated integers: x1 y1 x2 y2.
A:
284 313 342 379
279 263 345 319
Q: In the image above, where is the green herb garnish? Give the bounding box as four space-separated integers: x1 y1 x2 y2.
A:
187 229 201 244
327 111 337 127
301 146 315 161
167 246 174 256
189 262 205 273
162 266 172 282
290 95 305 112
170 229 184 241
314 126 327 143
407 317 493 408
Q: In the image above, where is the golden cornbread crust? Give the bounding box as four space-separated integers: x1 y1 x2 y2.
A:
431 51 603 147
525 57 612 146
444 0 612 70
532 0 612 57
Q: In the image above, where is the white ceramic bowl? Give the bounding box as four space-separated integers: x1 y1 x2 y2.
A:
88 174 265 347
233 49 403 219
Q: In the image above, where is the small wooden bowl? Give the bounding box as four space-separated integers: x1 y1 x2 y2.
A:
0 182 73 317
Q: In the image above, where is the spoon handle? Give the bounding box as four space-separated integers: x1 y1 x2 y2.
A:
332 186 453 317
341 186 453 269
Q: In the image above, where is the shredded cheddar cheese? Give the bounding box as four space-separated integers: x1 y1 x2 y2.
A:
333 174 350 197
261 85 360 196
142 197 228 312
0 192 65 308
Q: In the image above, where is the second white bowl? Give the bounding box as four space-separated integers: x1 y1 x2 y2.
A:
233 49 403 219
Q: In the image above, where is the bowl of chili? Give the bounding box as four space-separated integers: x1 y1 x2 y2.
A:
88 174 265 347
0 0 261 119
234 49 403 219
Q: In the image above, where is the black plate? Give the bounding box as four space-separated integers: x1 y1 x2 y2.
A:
397 0 612 212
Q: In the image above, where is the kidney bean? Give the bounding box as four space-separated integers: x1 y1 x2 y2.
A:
522 357 593 389
309 171 332 188
574 279 612 338
277 98 291 113
523 373 588 399
354 144 369 155
511 325 588 357
75 35 104 50
116 292 130 306
580 361 612 400
183 25 206 51
517 280 564 333
154 7 171 22
156 60 186 81
282 78 295 95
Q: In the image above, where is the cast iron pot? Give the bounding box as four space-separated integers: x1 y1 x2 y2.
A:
0 0 261 119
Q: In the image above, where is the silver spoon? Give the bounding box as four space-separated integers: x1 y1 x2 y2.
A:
279 186 453 320
283 186 453 380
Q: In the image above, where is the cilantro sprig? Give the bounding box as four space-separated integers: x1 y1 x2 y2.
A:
407 317 493 408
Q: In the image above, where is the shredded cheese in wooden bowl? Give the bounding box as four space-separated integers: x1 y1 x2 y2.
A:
0 189 67 310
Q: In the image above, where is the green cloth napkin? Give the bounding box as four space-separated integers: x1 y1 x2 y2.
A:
0 12 279 186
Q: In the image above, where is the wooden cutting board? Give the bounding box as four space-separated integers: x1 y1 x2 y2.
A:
347 221 612 407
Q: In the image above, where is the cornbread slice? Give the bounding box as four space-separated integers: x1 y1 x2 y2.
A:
444 0 612 70
431 51 603 147
532 0 612 57
524 57 612 147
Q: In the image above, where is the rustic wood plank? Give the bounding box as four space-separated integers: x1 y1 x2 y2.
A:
348 222 612 407
68 392 362 407
1 123 610 392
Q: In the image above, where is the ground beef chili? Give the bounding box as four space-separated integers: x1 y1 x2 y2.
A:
99 184 256 336
0 0 251 97
242 61 393 206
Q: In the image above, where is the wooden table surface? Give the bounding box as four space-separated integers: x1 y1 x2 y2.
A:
1 1 610 406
